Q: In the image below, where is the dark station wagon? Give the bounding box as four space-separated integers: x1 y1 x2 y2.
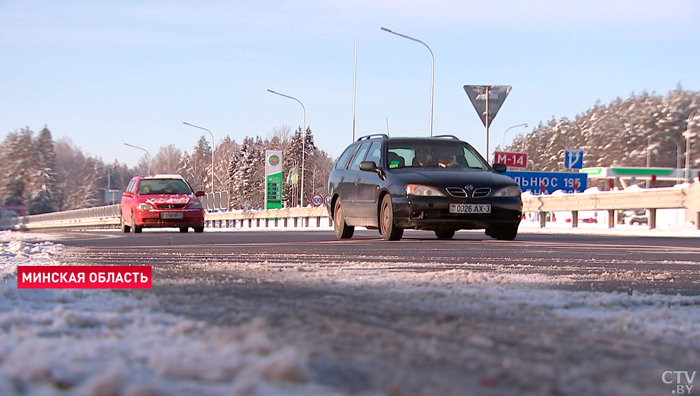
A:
326 134 523 240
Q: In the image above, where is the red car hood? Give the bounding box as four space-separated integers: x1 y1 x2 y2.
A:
142 195 193 206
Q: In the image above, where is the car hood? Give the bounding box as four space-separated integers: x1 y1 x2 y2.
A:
141 195 194 205
390 169 518 187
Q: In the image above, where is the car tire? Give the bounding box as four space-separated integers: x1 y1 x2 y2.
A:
486 224 518 241
193 226 204 233
434 229 455 239
131 213 142 233
120 216 131 233
333 199 354 239
179 227 189 233
380 194 403 241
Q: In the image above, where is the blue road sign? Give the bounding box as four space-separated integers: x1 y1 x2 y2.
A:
503 171 588 194
564 149 584 169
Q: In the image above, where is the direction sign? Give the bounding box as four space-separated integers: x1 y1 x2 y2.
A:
494 151 528 168
503 171 587 194
311 194 324 207
564 149 584 169
463 85 512 126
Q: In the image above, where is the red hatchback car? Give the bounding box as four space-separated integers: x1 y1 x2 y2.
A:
120 175 206 233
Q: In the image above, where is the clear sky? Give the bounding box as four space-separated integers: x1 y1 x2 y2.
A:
2 0 699 167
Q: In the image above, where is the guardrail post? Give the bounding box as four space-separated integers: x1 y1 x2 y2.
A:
608 210 615 228
696 212 700 231
648 209 657 230
539 212 546 228
571 211 578 228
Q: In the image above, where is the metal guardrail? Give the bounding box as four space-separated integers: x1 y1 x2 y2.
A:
2 181 698 232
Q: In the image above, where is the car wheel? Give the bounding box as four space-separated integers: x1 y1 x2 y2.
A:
179 227 189 233
193 226 204 233
486 224 518 241
333 199 354 239
380 194 403 241
120 215 131 233
131 213 142 233
434 229 455 239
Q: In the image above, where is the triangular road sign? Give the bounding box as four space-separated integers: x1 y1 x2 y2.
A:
463 85 512 126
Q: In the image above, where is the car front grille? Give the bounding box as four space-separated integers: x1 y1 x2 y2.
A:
472 188 491 198
446 187 491 198
156 204 186 209
446 187 467 197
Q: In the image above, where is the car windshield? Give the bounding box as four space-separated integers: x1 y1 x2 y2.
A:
386 141 489 170
137 179 192 195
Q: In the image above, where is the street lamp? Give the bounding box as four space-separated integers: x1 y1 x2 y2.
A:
267 89 306 207
124 143 151 175
501 123 528 151
381 27 434 137
183 122 215 195
686 108 698 182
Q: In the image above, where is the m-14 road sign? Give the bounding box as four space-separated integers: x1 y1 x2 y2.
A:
494 151 527 168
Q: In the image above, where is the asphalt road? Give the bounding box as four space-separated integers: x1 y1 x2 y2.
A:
39 229 700 395
55 229 700 295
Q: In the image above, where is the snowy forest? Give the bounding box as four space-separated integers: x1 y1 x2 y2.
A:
0 125 334 214
502 85 699 174
2 86 700 215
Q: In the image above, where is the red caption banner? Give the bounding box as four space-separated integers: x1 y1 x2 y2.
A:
17 266 152 289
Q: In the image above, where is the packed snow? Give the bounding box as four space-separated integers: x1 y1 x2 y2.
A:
0 232 348 396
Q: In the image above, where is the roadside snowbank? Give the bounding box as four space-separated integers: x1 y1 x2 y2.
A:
0 235 358 396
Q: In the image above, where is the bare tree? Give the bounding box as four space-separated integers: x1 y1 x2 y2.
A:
268 124 292 153
152 144 182 174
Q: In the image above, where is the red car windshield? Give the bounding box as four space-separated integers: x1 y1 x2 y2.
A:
137 179 192 195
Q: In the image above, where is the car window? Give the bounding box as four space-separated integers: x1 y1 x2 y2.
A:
335 144 358 170
364 141 382 166
348 142 371 170
386 141 488 170
138 179 192 195
127 180 136 194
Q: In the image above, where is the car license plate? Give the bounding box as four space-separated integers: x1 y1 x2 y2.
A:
160 212 184 219
449 203 491 214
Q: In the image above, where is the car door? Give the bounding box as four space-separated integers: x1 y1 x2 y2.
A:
355 141 383 224
120 179 136 221
342 142 371 223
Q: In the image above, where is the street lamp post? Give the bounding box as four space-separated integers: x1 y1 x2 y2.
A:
381 27 434 137
267 89 306 207
183 122 216 195
124 143 151 176
501 123 528 151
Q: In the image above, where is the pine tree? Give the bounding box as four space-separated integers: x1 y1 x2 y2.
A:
29 127 58 213
0 128 34 208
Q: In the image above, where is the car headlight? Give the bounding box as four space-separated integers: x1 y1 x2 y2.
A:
492 185 522 197
405 184 445 197
189 201 203 209
137 203 154 210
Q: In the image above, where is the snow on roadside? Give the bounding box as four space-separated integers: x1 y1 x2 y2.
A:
326 265 700 345
0 233 357 396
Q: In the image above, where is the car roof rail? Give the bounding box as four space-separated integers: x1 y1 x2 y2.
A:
432 135 460 140
356 134 389 141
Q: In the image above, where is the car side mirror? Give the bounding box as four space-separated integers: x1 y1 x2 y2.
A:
122 191 133 198
359 161 377 172
492 163 507 173
196 191 206 197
